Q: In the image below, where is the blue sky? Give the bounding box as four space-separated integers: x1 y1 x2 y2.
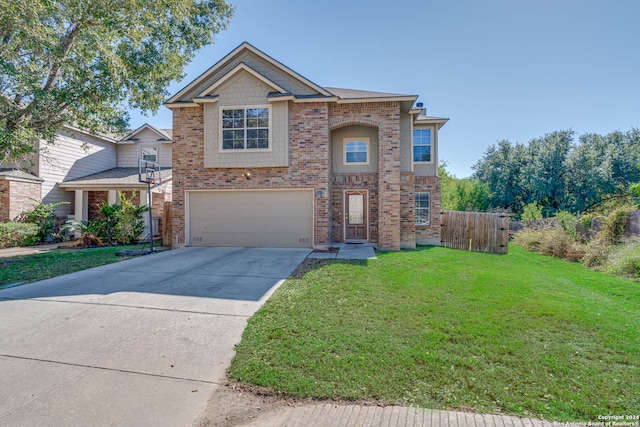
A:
129 0 640 177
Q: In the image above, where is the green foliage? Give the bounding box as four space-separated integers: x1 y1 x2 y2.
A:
604 238 640 279
600 209 630 244
16 201 69 242
439 161 490 211
520 202 543 222
0 222 40 248
556 211 579 242
473 129 640 217
62 191 147 244
116 191 148 244
0 0 234 162
514 208 640 273
513 225 585 262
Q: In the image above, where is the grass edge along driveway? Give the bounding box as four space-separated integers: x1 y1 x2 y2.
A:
229 245 640 422
0 246 136 286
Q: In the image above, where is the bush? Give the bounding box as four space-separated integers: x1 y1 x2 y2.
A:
600 208 630 243
512 225 585 262
581 236 612 268
62 191 147 245
521 202 543 222
604 238 640 279
0 222 40 248
16 201 69 242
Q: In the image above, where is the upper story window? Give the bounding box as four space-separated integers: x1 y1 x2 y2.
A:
344 138 370 165
222 107 269 150
142 147 157 163
413 128 432 163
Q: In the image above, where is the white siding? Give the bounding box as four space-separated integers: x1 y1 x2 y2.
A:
117 128 173 168
39 131 116 216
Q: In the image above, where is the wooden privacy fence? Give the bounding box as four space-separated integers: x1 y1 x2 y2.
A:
441 210 509 254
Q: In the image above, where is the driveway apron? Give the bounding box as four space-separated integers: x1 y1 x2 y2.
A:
0 247 310 426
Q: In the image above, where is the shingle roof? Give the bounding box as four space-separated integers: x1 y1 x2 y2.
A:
0 168 44 182
324 87 415 100
61 167 172 186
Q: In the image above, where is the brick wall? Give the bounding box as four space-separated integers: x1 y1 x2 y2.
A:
0 180 9 222
88 191 108 220
400 173 416 249
329 102 401 250
2 180 42 221
415 176 441 245
171 103 331 248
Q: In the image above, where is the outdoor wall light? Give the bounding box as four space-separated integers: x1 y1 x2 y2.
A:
242 172 251 180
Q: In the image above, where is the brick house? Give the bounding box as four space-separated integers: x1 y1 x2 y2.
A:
166 42 447 251
0 124 172 233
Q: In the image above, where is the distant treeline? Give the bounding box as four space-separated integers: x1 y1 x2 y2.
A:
460 129 640 218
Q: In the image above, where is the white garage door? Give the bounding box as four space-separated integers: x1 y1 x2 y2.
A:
188 190 313 248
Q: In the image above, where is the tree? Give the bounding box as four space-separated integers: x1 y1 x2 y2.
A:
439 161 490 212
472 128 640 218
0 0 234 163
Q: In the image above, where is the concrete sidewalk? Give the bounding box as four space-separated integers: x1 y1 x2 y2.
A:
307 243 377 260
0 242 65 258
241 403 552 427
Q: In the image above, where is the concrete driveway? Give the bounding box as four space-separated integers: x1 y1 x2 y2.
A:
0 246 310 426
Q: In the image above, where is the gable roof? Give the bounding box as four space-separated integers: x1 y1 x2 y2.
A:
166 42 332 106
0 168 44 183
120 124 172 144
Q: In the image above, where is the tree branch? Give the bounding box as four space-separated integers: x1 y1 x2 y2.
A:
42 22 82 93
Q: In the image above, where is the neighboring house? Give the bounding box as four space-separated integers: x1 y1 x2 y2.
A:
165 42 448 251
0 124 173 233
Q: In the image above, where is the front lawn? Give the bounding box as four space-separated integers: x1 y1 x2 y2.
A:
0 246 136 286
229 245 640 421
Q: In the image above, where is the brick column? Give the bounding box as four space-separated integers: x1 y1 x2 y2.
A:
377 105 402 251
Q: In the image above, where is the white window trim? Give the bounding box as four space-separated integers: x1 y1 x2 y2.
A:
142 146 158 163
412 127 433 164
218 104 273 153
343 137 370 165
415 191 430 226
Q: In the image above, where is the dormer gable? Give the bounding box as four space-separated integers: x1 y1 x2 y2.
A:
119 123 172 144
165 42 332 107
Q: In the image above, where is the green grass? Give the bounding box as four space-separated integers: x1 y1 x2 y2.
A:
0 246 136 286
229 245 640 421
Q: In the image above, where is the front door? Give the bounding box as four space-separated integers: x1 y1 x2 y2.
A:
345 191 368 241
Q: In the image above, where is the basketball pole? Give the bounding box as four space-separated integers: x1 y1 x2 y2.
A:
148 179 154 253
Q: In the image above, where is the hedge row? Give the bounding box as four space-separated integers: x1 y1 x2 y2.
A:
0 222 40 248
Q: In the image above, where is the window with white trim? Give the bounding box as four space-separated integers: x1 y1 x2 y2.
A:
344 138 369 164
142 147 157 162
222 107 269 150
415 192 430 225
413 129 431 162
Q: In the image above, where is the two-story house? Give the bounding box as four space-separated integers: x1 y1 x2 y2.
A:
1 124 172 232
166 42 447 251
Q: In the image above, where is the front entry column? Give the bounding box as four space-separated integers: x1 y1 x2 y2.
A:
73 190 87 238
74 190 87 223
108 190 117 205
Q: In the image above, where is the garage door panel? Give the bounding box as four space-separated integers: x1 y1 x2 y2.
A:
188 190 313 248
